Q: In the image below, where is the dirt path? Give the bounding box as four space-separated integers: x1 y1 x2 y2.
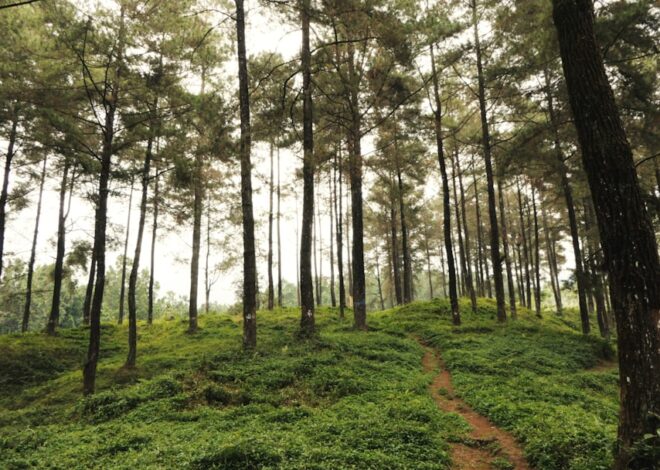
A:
421 347 530 470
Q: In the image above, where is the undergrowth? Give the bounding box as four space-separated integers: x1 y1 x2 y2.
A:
0 299 618 469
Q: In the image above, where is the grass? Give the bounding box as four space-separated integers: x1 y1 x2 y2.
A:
0 300 619 469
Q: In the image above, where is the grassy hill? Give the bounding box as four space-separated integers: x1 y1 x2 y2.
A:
0 300 618 469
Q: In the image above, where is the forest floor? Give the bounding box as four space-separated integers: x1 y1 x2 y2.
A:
0 299 618 469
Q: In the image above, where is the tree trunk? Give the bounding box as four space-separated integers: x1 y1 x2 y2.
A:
542 203 562 315
0 115 18 281
394 128 413 304
455 148 477 311
471 0 505 322
204 196 211 314
22 156 47 332
267 141 275 310
544 68 588 328
516 179 531 309
277 146 283 307
424 235 434 300
334 149 346 317
375 253 385 311
430 43 460 325
82 245 96 327
148 167 159 325
46 160 70 335
299 0 315 335
188 153 203 333
497 177 517 318
235 0 257 348
552 1 660 466
345 190 353 300
389 187 403 305
531 185 542 317
472 160 486 297
328 172 336 307
118 179 134 325
126 117 156 367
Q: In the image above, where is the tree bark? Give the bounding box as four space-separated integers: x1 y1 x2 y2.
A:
497 177 517 318
542 202 562 315
430 43 460 325
148 167 159 325
544 68 588 328
126 116 156 367
0 115 18 281
455 148 477 311
471 0 505 322
394 126 413 304
276 146 283 307
22 156 47 332
389 186 403 305
375 253 385 311
235 0 257 348
46 160 70 335
267 141 275 310
328 172 336 307
531 185 542 317
552 1 660 466
334 149 346 317
188 152 203 333
118 179 134 325
299 0 315 334
82 245 96 327
516 179 531 309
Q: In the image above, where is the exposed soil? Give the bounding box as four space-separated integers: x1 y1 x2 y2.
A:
421 346 530 470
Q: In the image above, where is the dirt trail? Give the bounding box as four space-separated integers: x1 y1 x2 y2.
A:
421 347 530 470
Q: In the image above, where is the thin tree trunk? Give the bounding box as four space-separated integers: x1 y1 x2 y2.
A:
531 185 542 317
82 246 96 327
205 195 211 313
472 161 486 297
126 110 156 367
22 156 47 332
148 165 159 325
471 0 505 322
277 146 282 307
299 0 315 335
424 235 434 300
235 0 257 347
345 189 353 301
497 177 517 318
544 68 588 330
553 2 660 465
375 253 385 311
267 141 275 310
430 43 460 325
394 127 413 304
451 152 468 298
516 179 532 309
455 148 477 311
542 203 562 315
0 115 18 281
329 172 336 307
118 179 134 325
334 149 346 316
389 186 403 305
46 160 70 335
188 153 203 333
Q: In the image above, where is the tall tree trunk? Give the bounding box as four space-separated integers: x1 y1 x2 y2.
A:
430 43 460 325
455 148 477 311
313 195 319 302
345 190 353 300
118 179 134 325
584 202 610 339
497 177 517 318
394 127 413 304
516 179 531 309
204 196 211 314
267 141 275 310
542 203 562 315
235 0 257 348
126 113 156 367
375 253 385 311
451 152 468 297
531 185 542 317
82 246 96 327
276 146 283 307
424 234 434 300
389 186 403 305
0 115 18 281
471 0 505 322
552 2 660 466
334 149 346 317
472 160 486 297
544 68 589 329
148 167 159 325
46 160 70 335
438 239 447 298
317 186 323 305
22 156 47 332
328 172 336 307
299 0 315 335
188 153 203 333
